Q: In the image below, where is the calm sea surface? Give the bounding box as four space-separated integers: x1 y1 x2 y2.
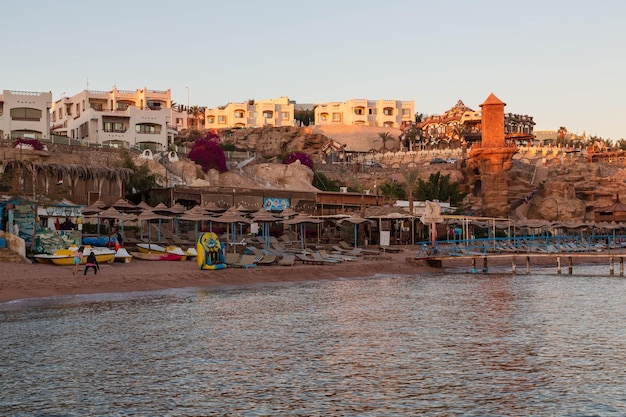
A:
2 266 626 416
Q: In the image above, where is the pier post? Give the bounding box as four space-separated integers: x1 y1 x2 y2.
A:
512 256 516 274
483 257 488 273
526 256 530 274
557 256 561 274
621 257 624 277
610 256 614 276
471 257 477 274
568 257 573 275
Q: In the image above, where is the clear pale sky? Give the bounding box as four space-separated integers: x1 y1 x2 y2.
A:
4 0 625 140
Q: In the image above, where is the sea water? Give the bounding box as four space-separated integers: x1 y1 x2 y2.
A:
2 266 626 416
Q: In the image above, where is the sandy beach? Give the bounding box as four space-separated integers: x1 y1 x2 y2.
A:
2 248 621 304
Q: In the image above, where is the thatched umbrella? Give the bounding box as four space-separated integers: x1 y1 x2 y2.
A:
85 206 137 243
112 198 140 213
251 209 281 249
179 205 216 241
204 201 226 213
285 214 323 249
82 199 107 215
338 214 372 248
212 211 252 253
136 209 171 244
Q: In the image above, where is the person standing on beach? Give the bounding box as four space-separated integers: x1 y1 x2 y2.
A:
73 246 84 276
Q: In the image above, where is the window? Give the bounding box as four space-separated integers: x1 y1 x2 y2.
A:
135 123 161 134
402 109 410 116
218 115 227 124
207 116 215 124
10 107 42 121
281 112 289 120
320 113 329 121
354 107 365 115
103 122 127 133
262 110 273 119
176 118 183 126
235 110 245 119
332 112 342 122
383 108 393 116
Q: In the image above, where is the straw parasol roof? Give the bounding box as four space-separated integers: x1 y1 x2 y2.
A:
169 202 187 215
136 201 153 212
251 209 281 223
278 207 299 218
86 206 137 221
111 198 139 213
82 199 108 215
204 201 226 212
285 213 323 225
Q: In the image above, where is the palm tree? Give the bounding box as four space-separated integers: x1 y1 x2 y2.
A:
400 168 419 215
378 132 398 151
188 105 206 131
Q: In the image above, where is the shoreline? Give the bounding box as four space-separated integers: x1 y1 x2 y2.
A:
1 250 620 304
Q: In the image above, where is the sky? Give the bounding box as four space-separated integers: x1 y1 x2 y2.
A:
3 0 625 140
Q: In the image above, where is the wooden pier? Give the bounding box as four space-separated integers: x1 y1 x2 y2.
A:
408 253 626 276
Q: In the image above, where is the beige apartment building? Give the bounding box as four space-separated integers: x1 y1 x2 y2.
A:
314 99 414 128
0 90 52 140
205 96 295 129
50 86 183 150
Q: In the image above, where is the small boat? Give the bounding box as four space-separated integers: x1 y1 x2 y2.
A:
48 247 116 266
130 251 184 261
34 253 70 264
136 243 189 261
114 248 133 263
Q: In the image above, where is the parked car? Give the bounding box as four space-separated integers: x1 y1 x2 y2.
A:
446 158 457 164
429 157 447 164
364 160 382 168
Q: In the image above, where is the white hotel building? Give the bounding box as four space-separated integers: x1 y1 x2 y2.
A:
50 86 184 150
0 90 52 140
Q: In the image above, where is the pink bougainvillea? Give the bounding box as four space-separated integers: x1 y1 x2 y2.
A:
188 132 228 173
283 152 313 170
13 138 45 151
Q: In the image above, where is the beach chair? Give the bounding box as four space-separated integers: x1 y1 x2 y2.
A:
279 235 293 246
278 254 296 266
224 252 241 267
247 248 278 265
310 251 339 264
319 249 355 262
332 245 363 257
295 253 325 265
233 254 257 269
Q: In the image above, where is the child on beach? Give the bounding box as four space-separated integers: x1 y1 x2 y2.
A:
73 246 84 276
84 252 99 276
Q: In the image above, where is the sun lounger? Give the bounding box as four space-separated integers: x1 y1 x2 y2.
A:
278 254 296 266
379 246 403 253
319 249 356 261
295 253 325 265
232 254 257 269
224 252 241 267
310 251 339 264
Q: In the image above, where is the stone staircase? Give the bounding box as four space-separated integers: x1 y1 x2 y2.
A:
0 248 25 263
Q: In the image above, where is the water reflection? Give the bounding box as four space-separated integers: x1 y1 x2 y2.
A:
2 271 626 415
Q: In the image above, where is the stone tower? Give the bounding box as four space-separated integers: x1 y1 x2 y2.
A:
467 93 517 217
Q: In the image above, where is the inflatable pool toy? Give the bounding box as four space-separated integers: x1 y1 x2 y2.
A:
196 232 226 270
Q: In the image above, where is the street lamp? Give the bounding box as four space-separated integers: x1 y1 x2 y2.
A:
185 86 189 110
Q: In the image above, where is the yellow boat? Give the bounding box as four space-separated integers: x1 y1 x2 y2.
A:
49 248 116 266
